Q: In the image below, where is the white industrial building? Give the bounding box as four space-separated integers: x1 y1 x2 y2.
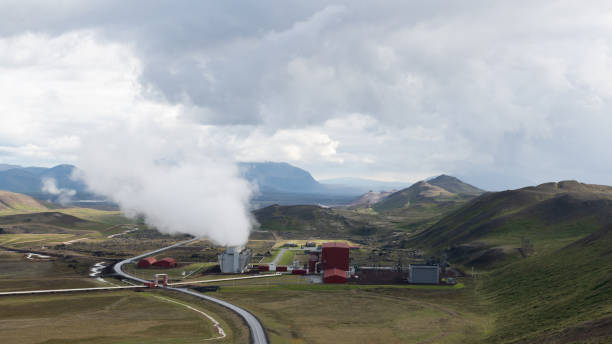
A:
218 246 252 273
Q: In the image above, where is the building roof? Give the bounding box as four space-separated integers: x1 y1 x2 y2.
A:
157 257 176 263
139 257 157 264
324 268 347 278
322 242 350 249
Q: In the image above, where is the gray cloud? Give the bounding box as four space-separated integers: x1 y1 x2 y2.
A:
1 1 612 190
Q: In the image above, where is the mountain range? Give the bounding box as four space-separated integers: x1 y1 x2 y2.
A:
0 161 485 209
0 162 402 206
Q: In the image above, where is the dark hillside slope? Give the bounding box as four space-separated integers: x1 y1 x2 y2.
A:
483 225 612 343
253 204 375 238
411 181 612 267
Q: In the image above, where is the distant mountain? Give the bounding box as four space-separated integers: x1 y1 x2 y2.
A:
410 180 612 268
319 177 410 194
239 162 323 194
0 164 21 172
368 175 484 213
348 190 395 208
0 164 90 200
0 190 47 212
427 174 483 195
239 162 363 206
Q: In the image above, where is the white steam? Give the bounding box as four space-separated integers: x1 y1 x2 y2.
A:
41 177 76 205
75 119 255 246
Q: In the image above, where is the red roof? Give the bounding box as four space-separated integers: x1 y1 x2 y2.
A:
152 257 177 267
322 242 350 249
323 268 347 283
140 257 156 264
137 257 157 268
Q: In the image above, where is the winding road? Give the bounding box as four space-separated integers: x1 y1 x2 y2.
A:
113 238 268 344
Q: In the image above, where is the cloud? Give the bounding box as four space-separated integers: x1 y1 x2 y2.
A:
41 177 76 205
2 1 612 190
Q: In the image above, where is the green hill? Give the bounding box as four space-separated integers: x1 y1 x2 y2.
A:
427 174 483 195
411 180 612 268
483 225 612 343
0 190 47 212
372 181 456 212
253 204 376 238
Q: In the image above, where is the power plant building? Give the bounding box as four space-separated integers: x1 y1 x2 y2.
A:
218 246 252 273
409 264 440 284
321 242 350 284
321 242 350 271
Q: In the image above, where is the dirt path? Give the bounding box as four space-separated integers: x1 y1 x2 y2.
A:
153 295 226 340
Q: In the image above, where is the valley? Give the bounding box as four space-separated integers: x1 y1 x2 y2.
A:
0 176 610 343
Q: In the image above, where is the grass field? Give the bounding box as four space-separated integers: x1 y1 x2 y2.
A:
0 249 102 292
0 290 248 344
211 279 487 344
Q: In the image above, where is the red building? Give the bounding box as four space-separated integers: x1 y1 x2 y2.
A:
324 268 347 283
321 242 350 271
137 257 157 268
152 257 177 268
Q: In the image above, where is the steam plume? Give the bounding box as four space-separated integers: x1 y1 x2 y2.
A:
75 119 254 246
41 177 76 205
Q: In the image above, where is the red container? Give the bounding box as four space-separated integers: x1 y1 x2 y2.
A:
276 266 288 272
321 242 350 271
291 269 307 275
258 265 269 271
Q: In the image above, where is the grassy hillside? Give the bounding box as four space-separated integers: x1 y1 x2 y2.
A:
253 204 373 237
410 181 612 268
483 225 612 343
0 190 47 213
428 174 484 195
371 175 482 214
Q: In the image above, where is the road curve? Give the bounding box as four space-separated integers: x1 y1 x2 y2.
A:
113 238 268 344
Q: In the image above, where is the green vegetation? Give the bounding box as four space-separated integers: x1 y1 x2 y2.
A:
0 290 248 344
276 249 296 265
0 190 47 214
481 226 612 343
212 279 485 344
411 181 612 268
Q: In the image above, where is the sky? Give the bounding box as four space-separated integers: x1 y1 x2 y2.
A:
2 1 612 191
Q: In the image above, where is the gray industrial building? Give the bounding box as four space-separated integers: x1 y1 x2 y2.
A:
218 246 252 273
409 264 440 284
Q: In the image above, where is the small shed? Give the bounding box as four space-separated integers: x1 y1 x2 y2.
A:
153 257 177 268
324 268 347 284
137 257 157 268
